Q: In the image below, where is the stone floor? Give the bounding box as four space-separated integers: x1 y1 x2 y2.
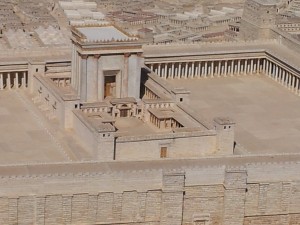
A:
167 75 300 154
0 90 90 165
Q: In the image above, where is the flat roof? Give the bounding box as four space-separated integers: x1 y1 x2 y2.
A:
166 76 300 154
77 26 130 42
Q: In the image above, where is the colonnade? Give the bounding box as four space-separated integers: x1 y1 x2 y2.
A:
52 77 71 88
148 58 265 79
148 57 300 95
149 113 182 129
0 71 28 90
144 87 159 99
265 59 300 95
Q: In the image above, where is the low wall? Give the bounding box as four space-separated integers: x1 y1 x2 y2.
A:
115 130 217 161
72 110 97 156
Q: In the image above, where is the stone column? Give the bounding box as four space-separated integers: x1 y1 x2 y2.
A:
250 59 254 74
271 63 275 78
211 61 214 77
14 72 18 89
22 72 27 88
244 59 248 75
150 64 154 71
184 63 188 79
191 62 195 78
204 62 208 78
286 72 291 88
275 65 279 80
289 74 293 89
158 63 161 77
231 60 234 76
80 55 88 101
0 73 3 90
197 62 201 77
237 60 241 75
282 70 286 86
296 78 299 94
171 63 175 79
262 59 266 74
178 63 182 79
257 59 261 74
224 61 228 76
292 75 295 91
7 73 11 90
217 61 221 77
164 63 168 79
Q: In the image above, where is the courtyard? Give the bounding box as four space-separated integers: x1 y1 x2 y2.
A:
167 75 300 154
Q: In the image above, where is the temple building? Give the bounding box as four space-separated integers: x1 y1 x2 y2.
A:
0 0 300 224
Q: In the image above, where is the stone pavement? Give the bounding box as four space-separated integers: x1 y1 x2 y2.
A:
0 90 91 165
167 75 300 154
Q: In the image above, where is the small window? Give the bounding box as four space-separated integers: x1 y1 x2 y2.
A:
36 68 39 72
180 98 183 102
224 126 226 129
160 147 167 158
75 104 78 109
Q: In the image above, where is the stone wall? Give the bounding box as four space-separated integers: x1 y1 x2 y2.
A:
0 158 300 224
115 131 218 161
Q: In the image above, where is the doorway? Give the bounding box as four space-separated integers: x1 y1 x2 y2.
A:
104 75 116 98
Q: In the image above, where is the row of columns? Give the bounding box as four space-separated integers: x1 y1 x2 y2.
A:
149 58 265 79
0 71 28 90
145 87 159 100
148 58 300 95
265 59 300 95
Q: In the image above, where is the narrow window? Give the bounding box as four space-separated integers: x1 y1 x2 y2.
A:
160 147 167 158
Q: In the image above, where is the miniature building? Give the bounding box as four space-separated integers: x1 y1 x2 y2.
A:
1 1 300 225
240 0 278 40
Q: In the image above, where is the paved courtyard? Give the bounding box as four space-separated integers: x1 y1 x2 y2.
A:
167 75 300 154
0 91 89 165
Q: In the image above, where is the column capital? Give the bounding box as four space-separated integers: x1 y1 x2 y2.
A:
137 52 143 57
124 53 131 58
94 54 101 59
80 54 88 60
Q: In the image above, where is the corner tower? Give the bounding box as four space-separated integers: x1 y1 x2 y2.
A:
71 25 144 103
239 0 277 40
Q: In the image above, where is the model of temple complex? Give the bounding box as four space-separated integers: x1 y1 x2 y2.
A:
0 0 300 224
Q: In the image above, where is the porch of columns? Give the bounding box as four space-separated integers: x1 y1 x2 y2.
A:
149 58 267 79
0 71 28 90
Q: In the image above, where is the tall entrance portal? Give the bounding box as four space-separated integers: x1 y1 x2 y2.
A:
104 75 116 98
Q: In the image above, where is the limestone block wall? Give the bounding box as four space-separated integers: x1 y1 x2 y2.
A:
0 159 300 225
115 131 217 161
72 110 97 156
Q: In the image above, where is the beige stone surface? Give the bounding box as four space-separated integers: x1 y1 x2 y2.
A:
167 75 300 154
0 90 90 165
